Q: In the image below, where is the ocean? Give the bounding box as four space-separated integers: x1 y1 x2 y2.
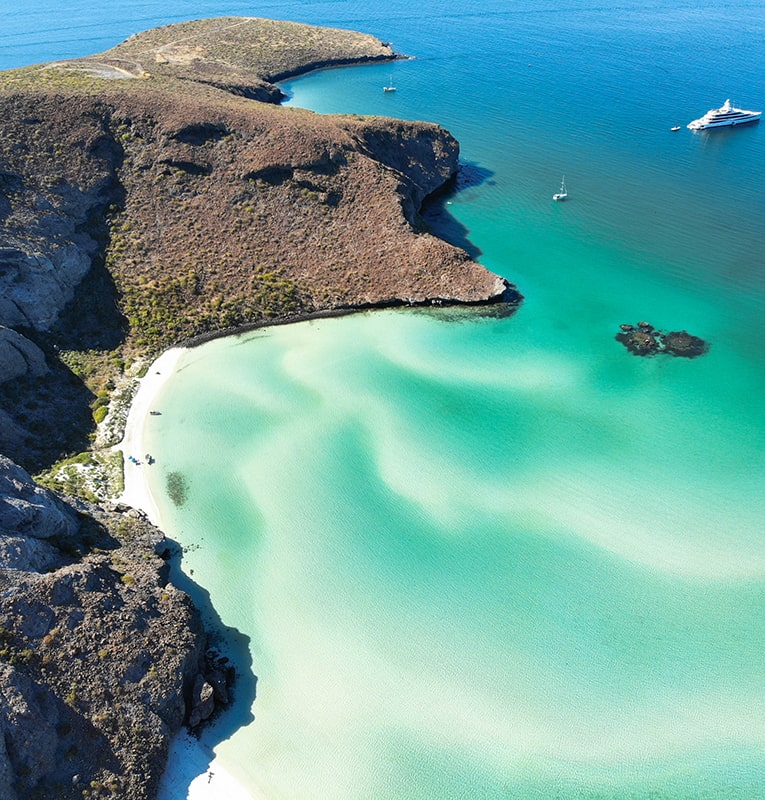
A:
4 1 765 798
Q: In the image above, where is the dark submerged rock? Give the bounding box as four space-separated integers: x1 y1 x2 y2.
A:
616 322 708 358
616 327 661 355
663 330 708 358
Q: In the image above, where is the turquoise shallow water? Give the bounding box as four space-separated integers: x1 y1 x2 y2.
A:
145 307 765 798
4 0 765 797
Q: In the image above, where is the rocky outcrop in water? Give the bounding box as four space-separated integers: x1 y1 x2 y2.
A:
616 321 708 358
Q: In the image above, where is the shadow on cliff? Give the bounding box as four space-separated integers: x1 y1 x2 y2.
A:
0 340 97 471
421 162 494 259
164 539 258 749
0 168 131 471
50 260 128 352
51 167 128 353
0 261 130 472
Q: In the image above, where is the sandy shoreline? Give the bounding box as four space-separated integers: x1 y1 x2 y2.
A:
157 733 255 800
116 347 255 800
118 347 185 526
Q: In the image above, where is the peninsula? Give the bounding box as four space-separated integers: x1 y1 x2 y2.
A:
0 17 518 799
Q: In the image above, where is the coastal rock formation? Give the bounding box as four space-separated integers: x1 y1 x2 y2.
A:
0 456 229 799
0 240 99 333
616 321 708 357
662 329 708 357
0 455 77 543
0 17 517 468
73 16 398 101
0 327 48 384
0 17 512 355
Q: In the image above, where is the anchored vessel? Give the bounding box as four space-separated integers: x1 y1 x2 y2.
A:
687 99 761 130
553 176 568 201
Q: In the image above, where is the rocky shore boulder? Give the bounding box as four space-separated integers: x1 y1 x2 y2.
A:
0 456 77 543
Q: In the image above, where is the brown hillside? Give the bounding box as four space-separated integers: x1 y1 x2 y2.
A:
0 18 516 466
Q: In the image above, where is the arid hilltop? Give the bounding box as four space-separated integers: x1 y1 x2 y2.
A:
0 18 518 799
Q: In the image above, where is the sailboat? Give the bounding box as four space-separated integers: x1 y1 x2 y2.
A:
383 76 396 93
553 176 568 201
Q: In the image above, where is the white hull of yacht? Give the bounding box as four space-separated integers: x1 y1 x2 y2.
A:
687 99 761 130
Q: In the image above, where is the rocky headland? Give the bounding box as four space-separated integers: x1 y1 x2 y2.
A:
0 16 516 469
0 16 518 799
0 456 233 800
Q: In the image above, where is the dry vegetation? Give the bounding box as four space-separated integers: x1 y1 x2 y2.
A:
0 17 512 475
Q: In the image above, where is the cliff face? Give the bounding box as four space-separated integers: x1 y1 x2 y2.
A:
0 83 507 349
0 17 509 358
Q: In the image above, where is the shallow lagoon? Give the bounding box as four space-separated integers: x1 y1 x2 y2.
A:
144 297 765 797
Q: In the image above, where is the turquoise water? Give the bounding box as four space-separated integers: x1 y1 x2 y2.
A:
4 1 765 797
146 307 765 798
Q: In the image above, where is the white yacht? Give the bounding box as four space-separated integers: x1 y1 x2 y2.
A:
553 176 567 201
687 99 761 130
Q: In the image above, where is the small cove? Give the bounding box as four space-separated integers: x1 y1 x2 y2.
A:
4 1 765 797
151 2 765 795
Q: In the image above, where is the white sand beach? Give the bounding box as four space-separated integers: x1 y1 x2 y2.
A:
157 734 255 800
118 347 185 525
117 347 256 800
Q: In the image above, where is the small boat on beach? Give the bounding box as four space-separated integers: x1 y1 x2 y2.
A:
553 176 568 201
